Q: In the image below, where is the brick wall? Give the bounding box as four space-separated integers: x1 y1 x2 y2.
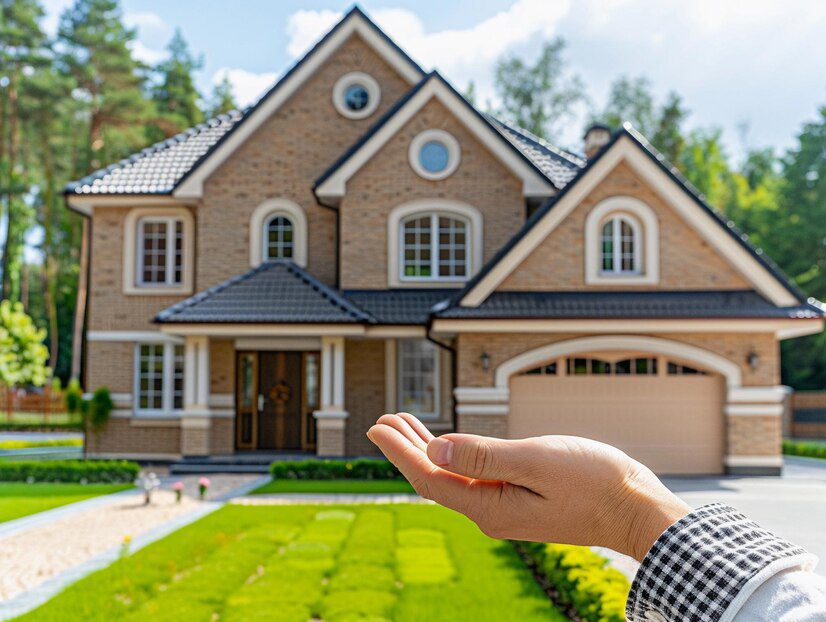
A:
500 162 751 291
210 339 235 395
339 98 524 289
791 391 826 438
457 414 507 438
86 341 134 393
86 418 181 457
210 417 235 455
728 415 781 456
344 339 385 456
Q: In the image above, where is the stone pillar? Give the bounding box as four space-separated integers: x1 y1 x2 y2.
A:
313 336 348 456
182 335 211 456
724 386 789 475
453 387 509 438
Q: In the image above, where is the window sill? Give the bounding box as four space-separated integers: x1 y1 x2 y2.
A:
585 272 658 286
393 279 467 289
124 285 193 296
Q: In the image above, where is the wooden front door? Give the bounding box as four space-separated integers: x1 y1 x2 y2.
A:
236 351 319 451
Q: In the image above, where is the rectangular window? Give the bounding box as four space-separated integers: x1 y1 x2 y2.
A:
137 218 184 286
398 339 439 419
135 343 185 414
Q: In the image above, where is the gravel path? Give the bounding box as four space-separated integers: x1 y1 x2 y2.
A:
0 474 260 604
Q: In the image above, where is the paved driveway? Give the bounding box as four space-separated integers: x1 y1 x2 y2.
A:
663 457 826 575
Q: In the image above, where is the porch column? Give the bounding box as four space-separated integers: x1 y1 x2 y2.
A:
723 385 789 475
182 335 211 456
313 336 348 456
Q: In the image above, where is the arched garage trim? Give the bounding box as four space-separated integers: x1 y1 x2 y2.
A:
494 335 742 389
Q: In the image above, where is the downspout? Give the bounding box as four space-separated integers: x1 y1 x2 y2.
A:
312 188 341 289
426 313 458 433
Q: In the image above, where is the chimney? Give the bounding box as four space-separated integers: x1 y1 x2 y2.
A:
583 123 612 158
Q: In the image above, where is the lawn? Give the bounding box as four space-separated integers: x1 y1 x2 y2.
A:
0 483 132 523
14 504 566 622
252 479 415 494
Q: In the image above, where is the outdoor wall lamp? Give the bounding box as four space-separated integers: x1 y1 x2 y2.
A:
480 351 491 372
747 351 760 371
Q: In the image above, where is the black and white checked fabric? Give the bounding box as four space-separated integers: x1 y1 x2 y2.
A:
626 503 809 622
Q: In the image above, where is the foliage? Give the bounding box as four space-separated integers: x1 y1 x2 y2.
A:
0 459 139 483
63 377 84 414
15 504 565 622
207 72 238 117
517 541 630 622
494 38 586 141
783 439 826 459
252 479 415 494
270 458 404 480
0 300 50 387
0 482 131 523
149 28 204 140
85 385 112 431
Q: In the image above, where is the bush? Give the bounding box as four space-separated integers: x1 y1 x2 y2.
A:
0 459 140 483
783 439 826 459
87 386 113 431
269 459 402 480
516 542 630 622
64 378 84 415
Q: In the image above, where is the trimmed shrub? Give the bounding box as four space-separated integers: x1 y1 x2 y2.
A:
270 459 402 480
0 459 140 483
516 542 630 622
783 439 826 459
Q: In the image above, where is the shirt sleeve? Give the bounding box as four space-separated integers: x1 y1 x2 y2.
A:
732 568 826 621
625 503 817 622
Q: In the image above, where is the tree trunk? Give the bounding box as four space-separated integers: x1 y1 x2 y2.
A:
1 73 19 299
41 136 59 368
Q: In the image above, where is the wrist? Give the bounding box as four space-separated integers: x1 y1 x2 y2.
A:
627 492 691 562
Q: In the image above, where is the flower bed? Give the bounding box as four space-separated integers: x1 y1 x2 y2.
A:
270 458 403 480
783 439 826 459
0 459 140 483
516 541 630 622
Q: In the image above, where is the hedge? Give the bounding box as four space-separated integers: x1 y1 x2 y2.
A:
516 541 630 622
783 439 826 459
0 421 83 432
0 460 140 483
270 459 402 480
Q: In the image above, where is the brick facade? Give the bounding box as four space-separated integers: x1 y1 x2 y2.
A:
344 339 385 456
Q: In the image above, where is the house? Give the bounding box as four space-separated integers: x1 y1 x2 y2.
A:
66 7 824 475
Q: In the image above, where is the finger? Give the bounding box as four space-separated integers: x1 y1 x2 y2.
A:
395 412 435 444
376 414 428 452
427 433 536 487
367 424 473 506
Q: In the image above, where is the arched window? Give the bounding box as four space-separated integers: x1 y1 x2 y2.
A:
264 214 294 261
400 213 469 281
600 215 640 274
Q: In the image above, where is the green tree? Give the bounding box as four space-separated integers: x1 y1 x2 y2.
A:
493 38 585 141
0 299 49 387
150 28 203 138
652 92 688 166
206 72 237 118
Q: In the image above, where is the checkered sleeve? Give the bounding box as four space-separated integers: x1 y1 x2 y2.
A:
626 503 816 622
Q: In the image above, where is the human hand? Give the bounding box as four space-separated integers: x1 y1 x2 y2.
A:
367 413 691 562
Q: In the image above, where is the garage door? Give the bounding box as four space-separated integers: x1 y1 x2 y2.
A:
508 355 725 474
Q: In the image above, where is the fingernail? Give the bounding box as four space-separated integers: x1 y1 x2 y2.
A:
366 427 376 442
429 438 454 465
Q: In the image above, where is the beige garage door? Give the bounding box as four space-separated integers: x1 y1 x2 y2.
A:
509 360 725 474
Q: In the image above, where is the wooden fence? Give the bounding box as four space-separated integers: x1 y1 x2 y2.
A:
0 385 66 422
790 391 826 439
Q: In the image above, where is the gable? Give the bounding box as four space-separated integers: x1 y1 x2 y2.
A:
498 160 750 292
459 132 801 308
173 8 424 199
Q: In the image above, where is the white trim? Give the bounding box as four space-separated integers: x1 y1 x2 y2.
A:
455 404 509 415
209 393 234 408
234 337 321 350
387 199 483 287
68 195 196 216
314 77 554 200
332 71 381 119
777 320 824 339
460 135 799 307
123 207 194 296
160 324 366 337
385 339 397 413
249 198 308 267
724 455 783 467
87 331 184 344
727 386 791 403
365 326 427 338
312 409 350 419
454 387 509 403
724 404 784 416
173 12 422 199
431 318 820 337
87 452 182 461
133 342 185 416
408 129 461 180
585 196 659 285
492 335 742 389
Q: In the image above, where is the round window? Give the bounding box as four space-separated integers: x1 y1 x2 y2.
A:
419 140 450 174
333 72 381 119
409 129 461 180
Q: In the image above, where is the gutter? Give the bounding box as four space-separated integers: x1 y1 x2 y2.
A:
312 187 341 289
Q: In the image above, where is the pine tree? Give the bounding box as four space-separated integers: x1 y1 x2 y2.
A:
207 73 237 118
150 28 203 138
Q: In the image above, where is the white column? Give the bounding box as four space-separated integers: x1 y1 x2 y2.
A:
184 335 210 414
314 336 348 457
332 336 345 411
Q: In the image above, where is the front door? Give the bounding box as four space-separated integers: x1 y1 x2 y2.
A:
235 351 319 451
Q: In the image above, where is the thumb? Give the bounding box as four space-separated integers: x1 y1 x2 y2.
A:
427 433 531 485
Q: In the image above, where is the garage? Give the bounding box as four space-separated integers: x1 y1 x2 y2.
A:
508 354 726 474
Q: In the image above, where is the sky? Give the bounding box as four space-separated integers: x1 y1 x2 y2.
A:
38 0 826 160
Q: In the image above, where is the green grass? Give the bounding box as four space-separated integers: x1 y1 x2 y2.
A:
252 479 415 494
0 438 83 450
0 483 132 523
14 504 565 622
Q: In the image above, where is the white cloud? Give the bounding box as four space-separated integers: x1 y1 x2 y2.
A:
123 11 171 66
211 68 278 107
128 40 166 66
123 11 170 36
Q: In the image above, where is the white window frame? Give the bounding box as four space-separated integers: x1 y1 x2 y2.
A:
399 212 470 283
600 215 640 275
123 207 194 295
332 71 381 120
397 339 440 420
262 213 295 262
136 217 184 287
249 198 308 267
133 342 184 416
408 129 461 181
584 196 659 285
387 199 483 288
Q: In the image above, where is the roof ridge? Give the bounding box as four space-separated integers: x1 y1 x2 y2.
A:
489 115 586 167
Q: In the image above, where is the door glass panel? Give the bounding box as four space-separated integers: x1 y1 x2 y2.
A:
241 354 254 409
